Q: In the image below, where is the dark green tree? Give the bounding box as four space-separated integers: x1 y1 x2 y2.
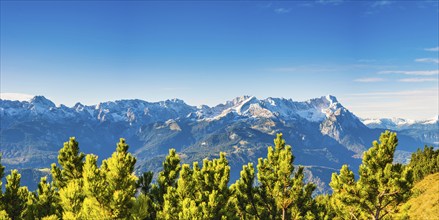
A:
33 177 61 218
50 137 86 219
51 137 85 189
137 171 154 195
150 148 181 218
229 163 262 219
3 170 30 219
0 154 5 212
133 171 155 220
154 149 181 203
408 145 439 182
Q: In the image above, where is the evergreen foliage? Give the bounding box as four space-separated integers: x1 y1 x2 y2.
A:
0 210 11 220
137 171 154 195
0 131 436 219
51 137 85 189
81 139 138 219
3 170 29 219
101 138 138 218
155 149 181 204
330 131 414 220
257 133 316 219
314 195 336 220
159 152 230 219
229 133 316 220
33 177 61 218
229 163 261 219
408 145 439 182
0 155 5 211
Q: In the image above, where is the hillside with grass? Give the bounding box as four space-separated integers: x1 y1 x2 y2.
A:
405 173 439 219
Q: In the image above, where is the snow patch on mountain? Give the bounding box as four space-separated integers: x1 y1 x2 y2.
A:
199 95 347 123
361 116 439 130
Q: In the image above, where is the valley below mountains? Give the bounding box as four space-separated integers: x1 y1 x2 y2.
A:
1 95 437 192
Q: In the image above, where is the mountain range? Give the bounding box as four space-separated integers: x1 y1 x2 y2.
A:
1 95 437 192
361 116 439 145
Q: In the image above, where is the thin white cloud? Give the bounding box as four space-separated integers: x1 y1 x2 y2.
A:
371 0 392 7
415 58 439 64
425 47 439 52
258 2 272 8
378 70 439 76
343 88 438 120
349 88 438 97
354 77 386 82
398 78 438 83
274 8 291 14
0 93 34 101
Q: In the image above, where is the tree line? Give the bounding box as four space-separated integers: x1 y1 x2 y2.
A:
0 131 438 219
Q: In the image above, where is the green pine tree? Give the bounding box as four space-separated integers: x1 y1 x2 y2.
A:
0 210 11 220
131 193 155 220
100 138 138 218
196 152 230 219
81 154 110 219
330 131 414 220
0 154 5 212
59 179 84 219
329 165 360 219
154 149 181 204
229 163 261 219
257 133 316 220
160 152 230 219
137 171 154 195
51 137 85 189
3 170 29 220
161 186 181 220
50 137 86 219
314 194 336 220
133 171 155 220
408 145 439 182
33 177 61 218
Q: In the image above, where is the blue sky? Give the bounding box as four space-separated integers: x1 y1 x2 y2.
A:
1 0 438 120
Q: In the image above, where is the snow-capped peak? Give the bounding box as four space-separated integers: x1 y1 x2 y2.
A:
325 94 338 104
361 116 438 130
30 96 56 108
199 95 349 122
0 95 358 125
424 115 439 124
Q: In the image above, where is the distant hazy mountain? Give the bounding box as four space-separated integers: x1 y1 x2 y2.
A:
0 95 430 192
361 116 439 145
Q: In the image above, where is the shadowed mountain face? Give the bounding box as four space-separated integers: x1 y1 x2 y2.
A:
0 95 430 192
